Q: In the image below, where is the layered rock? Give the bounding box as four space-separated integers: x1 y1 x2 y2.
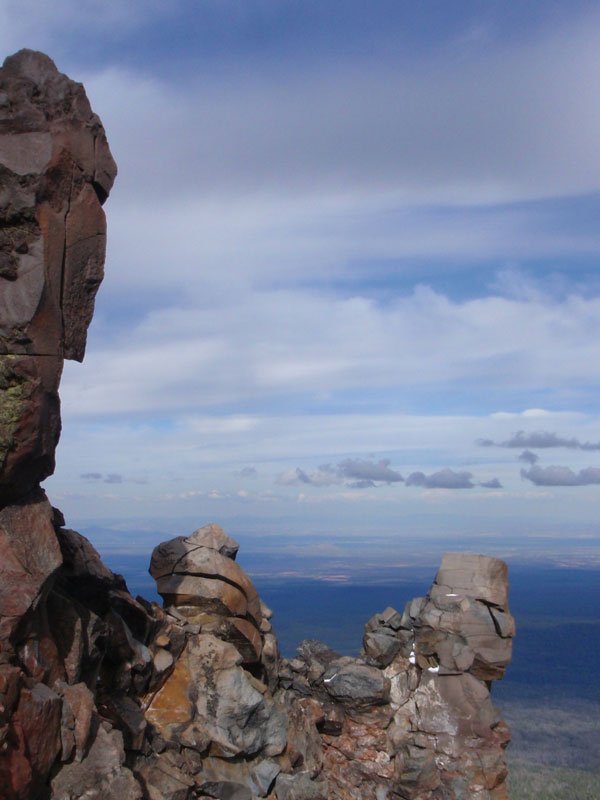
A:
0 49 515 800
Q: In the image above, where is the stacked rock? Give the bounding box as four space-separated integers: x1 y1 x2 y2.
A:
278 553 515 800
142 525 287 799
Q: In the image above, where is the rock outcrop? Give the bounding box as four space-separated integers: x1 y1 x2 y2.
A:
0 48 116 505
0 50 515 800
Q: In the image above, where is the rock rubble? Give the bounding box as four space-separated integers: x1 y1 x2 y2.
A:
0 50 515 800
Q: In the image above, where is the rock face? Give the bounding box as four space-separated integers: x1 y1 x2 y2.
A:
0 50 515 800
0 48 116 505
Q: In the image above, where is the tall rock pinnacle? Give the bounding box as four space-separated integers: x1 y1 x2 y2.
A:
0 49 116 504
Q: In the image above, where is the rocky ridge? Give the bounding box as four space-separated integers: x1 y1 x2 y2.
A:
0 50 514 800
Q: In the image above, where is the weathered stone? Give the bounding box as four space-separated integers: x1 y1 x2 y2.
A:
198 756 281 798
185 523 239 559
55 681 95 762
431 553 509 609
283 697 324 777
145 635 286 759
0 49 115 505
135 752 194 800
275 772 329 800
150 537 261 626
100 694 147 751
50 724 142 800
362 630 402 667
322 662 390 707
0 49 116 362
156 574 248 619
0 356 62 503
153 647 174 673
0 489 61 641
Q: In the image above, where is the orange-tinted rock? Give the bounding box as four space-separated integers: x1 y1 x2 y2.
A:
156 574 248 619
150 537 262 627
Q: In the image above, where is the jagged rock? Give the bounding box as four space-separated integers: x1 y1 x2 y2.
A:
430 552 509 609
50 723 142 800
197 756 281 798
282 697 324 777
56 681 95 762
150 530 262 626
275 772 329 800
322 662 390 707
9 682 62 799
144 634 286 758
403 553 515 682
135 751 195 800
156 574 249 619
0 489 61 641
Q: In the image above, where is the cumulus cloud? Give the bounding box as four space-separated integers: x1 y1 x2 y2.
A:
81 472 102 480
406 468 475 489
479 430 600 451
518 449 539 465
520 465 600 486
104 473 123 484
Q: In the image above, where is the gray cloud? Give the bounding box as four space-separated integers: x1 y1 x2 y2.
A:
406 468 475 489
478 430 600 451
337 458 403 484
520 465 600 486
480 478 503 489
81 472 102 480
237 466 258 478
104 473 123 484
348 479 376 489
278 458 402 488
518 449 539 465
277 465 339 487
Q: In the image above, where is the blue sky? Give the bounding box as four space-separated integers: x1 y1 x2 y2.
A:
4 1 600 551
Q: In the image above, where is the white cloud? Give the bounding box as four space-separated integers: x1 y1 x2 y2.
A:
62 280 600 418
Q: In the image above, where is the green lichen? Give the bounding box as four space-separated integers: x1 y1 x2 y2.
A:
0 357 27 468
